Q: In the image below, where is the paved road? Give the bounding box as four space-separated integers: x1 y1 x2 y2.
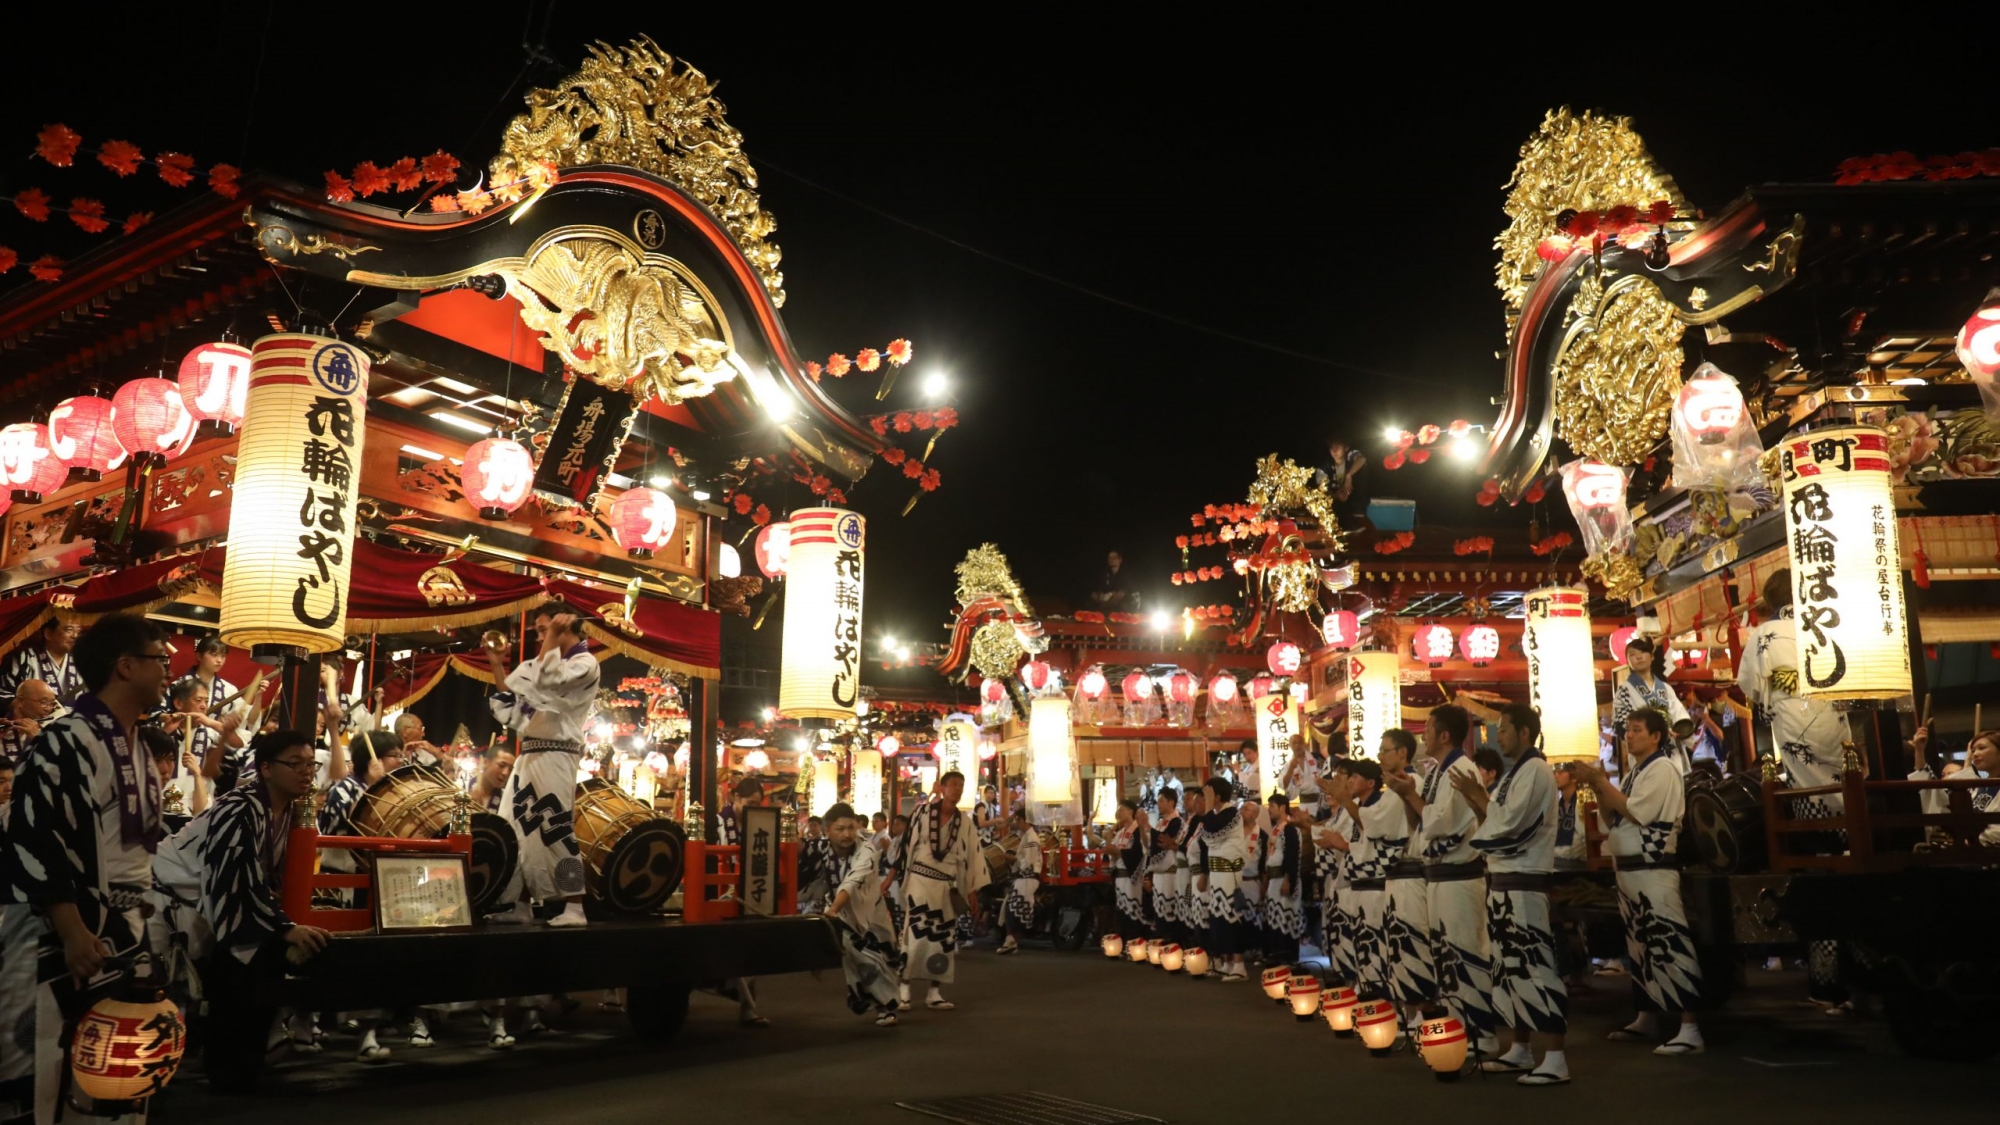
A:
163 941 1982 1124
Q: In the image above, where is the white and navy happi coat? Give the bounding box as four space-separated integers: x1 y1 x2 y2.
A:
900 797 989 984
1004 829 1042 933
827 838 903 1013
1384 798 1434 1006
1349 787 1410 1000
1421 750 1497 1039
1195 804 1255 956
1738 607 1850 819
0 643 84 707
1260 821 1307 945
490 639 599 901
195 780 294 963
1113 820 1150 940
1602 749 1704 1012
1470 747 1567 1035
1612 668 1689 732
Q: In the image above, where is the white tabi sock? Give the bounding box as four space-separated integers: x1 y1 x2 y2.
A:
1669 1024 1704 1047
1537 1049 1569 1077
926 986 945 1003
1497 1041 1534 1067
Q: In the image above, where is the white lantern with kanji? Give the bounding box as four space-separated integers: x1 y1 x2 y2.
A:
1027 696 1078 806
69 992 186 1101
810 756 839 817
459 436 535 519
49 394 124 480
754 521 791 578
936 717 980 809
778 507 866 720
1777 427 1911 699
110 377 196 465
177 340 254 434
1323 609 1359 650
1412 624 1455 668
1346 651 1401 758
1523 586 1598 763
607 487 679 559
851 747 883 818
1255 693 1299 790
1458 624 1501 667
219 335 369 656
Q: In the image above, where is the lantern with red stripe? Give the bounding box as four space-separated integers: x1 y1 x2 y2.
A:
1121 670 1158 725
49 394 124 480
1074 664 1115 726
111 377 196 466
1078 668 1108 700
1121 671 1151 702
1205 671 1246 730
1266 641 1301 677
1417 1010 1468 1080
606 487 678 559
1412 624 1455 668
1209 673 1238 706
0 423 69 503
1323 609 1359 650
458 436 535 519
68 991 186 1101
177 340 254 435
1777 426 1910 699
1524 587 1600 763
1459 624 1501 667
1355 998 1400 1055
1162 669 1198 727
753 521 791 578
1673 365 1747 445
1021 660 1053 694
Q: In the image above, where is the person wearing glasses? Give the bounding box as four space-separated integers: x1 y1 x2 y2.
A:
0 613 173 1124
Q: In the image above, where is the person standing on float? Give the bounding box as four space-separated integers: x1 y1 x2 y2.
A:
485 603 598 928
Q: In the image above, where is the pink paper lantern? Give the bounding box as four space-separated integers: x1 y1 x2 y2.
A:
1121 671 1153 701
1323 610 1359 650
1078 668 1109 700
177 340 254 431
1609 626 1638 664
110 377 196 464
1459 624 1501 667
1247 673 1277 699
1674 368 1746 445
1266 641 1302 676
1166 670 1197 704
458 436 534 519
876 734 900 757
980 679 1006 705
607 487 678 559
754 521 791 578
0 424 68 502
1021 660 1052 692
48 394 124 478
1208 673 1238 704
1413 624 1455 667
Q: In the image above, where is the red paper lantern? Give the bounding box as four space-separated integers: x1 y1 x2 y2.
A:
1955 298 2000 379
1609 625 1638 664
1412 624 1455 667
980 678 1006 705
110 377 196 464
458 436 534 519
1563 458 1626 511
607 487 678 558
1078 668 1108 700
977 738 997 761
1208 673 1238 704
176 340 254 432
1459 624 1501 667
1166 670 1197 703
1021 660 1052 692
48 395 124 479
753 521 791 578
1674 368 1746 445
1266 641 1301 676
1248 673 1276 699
1121 671 1152 701
0 423 69 502
1323 610 1359 650
876 734 900 757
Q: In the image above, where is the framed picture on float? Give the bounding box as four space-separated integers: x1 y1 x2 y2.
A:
372 854 476 932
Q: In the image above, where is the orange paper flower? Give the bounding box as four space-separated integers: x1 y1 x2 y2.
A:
324 171 354 202
902 459 924 479
388 157 422 192
121 212 152 235
805 361 823 381
732 493 754 515
29 255 62 282
456 187 493 215
208 164 240 198
855 348 881 372
97 139 143 177
68 198 109 234
420 150 461 185
752 504 771 526
14 189 50 223
881 448 906 465
428 193 460 212
34 124 81 167
156 152 195 188
885 338 913 365
825 353 852 377
352 161 389 197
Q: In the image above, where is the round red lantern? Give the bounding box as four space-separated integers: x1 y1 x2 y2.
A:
110 378 196 464
69 991 186 1101
1247 673 1276 699
458 436 534 519
1121 671 1152 701
1609 625 1638 664
1956 297 2000 380
1208 673 1238 704
1166 670 1197 704
1021 660 1052 692
1266 641 1301 676
176 340 254 434
0 423 69 503
1323 610 1359 650
977 738 997 761
1078 668 1108 700
1563 458 1626 511
876 734 900 757
1412 624 1455 667
980 678 1006 705
607 487 678 559
1674 368 1746 445
49 394 124 480
753 521 791 579
1459 624 1501 667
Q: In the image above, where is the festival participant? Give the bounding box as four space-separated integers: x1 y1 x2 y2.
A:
392 711 447 772
997 810 1041 955
1259 792 1306 965
0 614 171 1125
170 675 247 798
882 813 909 935
314 730 405 1062
0 617 83 707
1111 799 1150 942
1320 761 1398 1010
898 770 989 1010
1574 708 1705 1057
870 811 889 847
1388 703 1499 1060
974 784 1003 846
0 758 12 831
485 603 599 928
1553 764 1586 868
1145 788 1179 945
1613 637 1688 734
717 775 764 846
1314 760 1358 982
1234 738 1261 801
821 802 903 1026
1966 732 2000 846
468 744 515 813
0 679 58 766
1462 703 1570 1086
1176 785 1209 953
1473 747 1504 790
1192 776 1254 982
1237 795 1267 963
1376 729 1435 1037
176 636 245 771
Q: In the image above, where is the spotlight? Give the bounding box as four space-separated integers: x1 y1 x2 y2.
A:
1450 437 1476 461
923 371 949 399
1382 425 1403 444
1151 610 1172 632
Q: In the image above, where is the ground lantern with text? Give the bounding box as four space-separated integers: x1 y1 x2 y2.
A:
1523 587 1597 763
1256 693 1299 789
219 335 368 655
810 756 838 817
1346 652 1401 760
936 717 980 809
1028 696 1078 805
778 507 866 719
1779 426 1911 699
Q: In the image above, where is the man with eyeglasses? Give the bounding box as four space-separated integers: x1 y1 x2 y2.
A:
1 613 173 1124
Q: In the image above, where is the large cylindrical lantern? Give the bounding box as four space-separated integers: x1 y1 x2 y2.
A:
219 335 369 656
1346 651 1402 759
778 507 866 719
110 377 196 464
49 394 124 479
1459 624 1500 667
1089 776 1117 824
177 340 254 434
1255 693 1298 792
1323 609 1359 650
1523 586 1598 763
69 992 186 1101
851 747 883 818
1412 624 1455 668
936 717 979 809
607 487 678 559
0 423 69 503
810 756 839 817
1778 426 1912 699
459 436 535 519
1418 1010 1468 1080
753 521 791 578
1027 696 1078 805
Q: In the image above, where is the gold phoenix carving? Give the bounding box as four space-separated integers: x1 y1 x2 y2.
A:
1550 273 1685 466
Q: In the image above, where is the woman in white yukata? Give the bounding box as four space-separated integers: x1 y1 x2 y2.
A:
1110 800 1151 942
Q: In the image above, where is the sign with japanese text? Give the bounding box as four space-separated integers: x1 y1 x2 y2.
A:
532 375 636 507
1779 425 1911 700
936 716 980 810
1523 586 1597 763
778 507 866 720
737 805 781 917
1345 651 1401 760
1256 692 1300 792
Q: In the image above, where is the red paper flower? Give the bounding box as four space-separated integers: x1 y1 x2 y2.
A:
1172 573 1184 586
352 161 390 198
429 194 460 212
1417 423 1441 445
732 493 753 515
389 157 422 192
457 188 492 215
1646 200 1675 224
1408 448 1431 465
825 353 852 377
804 361 823 382
920 468 941 491
0 247 15 274
882 447 906 465
1537 235 1573 262
208 164 240 198
1566 209 1599 237
752 504 771 526
34 124 81 167
420 150 461 185
1175 535 1190 549
324 170 354 202
827 488 847 505
156 152 195 187
1225 632 1241 646
1383 452 1406 470
934 407 958 430
29 255 62 282
97 139 143 177
885 338 914 365
1604 204 1638 229
902 459 924 479
892 413 914 433
912 410 933 429
1524 480 1547 504
68 198 109 234
809 475 830 496
121 211 152 235
855 348 881 372
14 188 51 223
869 416 888 435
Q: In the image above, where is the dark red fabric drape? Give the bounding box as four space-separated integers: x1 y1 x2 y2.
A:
547 577 721 678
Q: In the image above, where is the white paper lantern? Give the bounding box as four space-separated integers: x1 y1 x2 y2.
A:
1027 696 1078 805
1346 651 1402 758
937 717 980 810
778 507 866 719
219 334 369 655
1089 776 1118 824
1523 586 1598 763
810 756 839 817
1255 693 1299 791
1778 426 1911 700
851 748 883 819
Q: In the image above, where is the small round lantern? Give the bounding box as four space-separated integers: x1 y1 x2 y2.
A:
876 734 900 758
1160 942 1184 972
1183 947 1210 977
1412 624 1455 668
1674 366 1747 445
607 487 678 559
1321 984 1359 1035
1166 671 1197 704
1101 933 1124 958
1287 975 1323 1022
753 521 791 578
1323 609 1359 650
1208 673 1237 705
1417 1010 1468 1080
459 436 535 519
0 423 71 503
1261 964 1292 1002
110 377 196 465
1121 671 1152 702
981 679 1006 707
1125 937 1148 963
1146 940 1162 966
69 990 186 1102
1266 641 1301 676
49 394 124 481
1021 660 1052 693
176 340 254 435
1078 668 1109 700
1609 625 1638 664
1459 624 1501 667
1354 998 1400 1056
1247 673 1276 700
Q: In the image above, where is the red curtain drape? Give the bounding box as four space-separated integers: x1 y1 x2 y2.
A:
547 577 720 679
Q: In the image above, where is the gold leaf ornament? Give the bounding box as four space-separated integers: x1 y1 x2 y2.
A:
1550 274 1684 466
1581 552 1644 602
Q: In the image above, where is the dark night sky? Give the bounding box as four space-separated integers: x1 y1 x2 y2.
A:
5 10 1993 653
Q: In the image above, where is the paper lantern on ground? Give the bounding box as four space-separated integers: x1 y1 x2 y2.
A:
1288 975 1323 1021
1412 624 1455 667
1102 934 1124 958
1183 947 1210 976
754 521 791 578
1261 965 1292 1001
1266 641 1302 676
1126 937 1148 962
49 394 124 479
69 991 185 1101
177 340 254 434
0 423 68 503
851 748 883 818
110 377 196 465
607 487 679 559
1322 984 1358 1034
1323 609 1359 650
1255 694 1298 791
1778 426 1911 699
1160 942 1184 972
1355 998 1400 1055
219 335 369 657
1027 696 1078 805
458 436 534 519
1346 652 1402 760
1418 1011 1468 1079
810 756 839 817
1459 624 1501 667
936 718 980 808
1523 587 1599 763
778 507 866 719
1146 940 1162 965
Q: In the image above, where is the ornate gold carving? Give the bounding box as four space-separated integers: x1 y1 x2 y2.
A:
1550 274 1685 465
970 619 1026 683
1247 454 1342 540
157 561 203 601
418 566 474 607
1580 553 1643 602
1687 286 1709 311
596 601 647 635
954 544 1030 615
492 36 784 306
1494 108 1686 332
252 221 381 262
704 576 762 618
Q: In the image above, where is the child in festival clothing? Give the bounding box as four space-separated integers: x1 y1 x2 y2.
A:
821 803 905 1026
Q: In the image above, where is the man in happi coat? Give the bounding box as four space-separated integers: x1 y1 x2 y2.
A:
0 618 84 709
996 810 1041 955
820 803 904 1026
1313 761 1359 982
1322 758 1405 1029
1576 708 1706 1057
1463 703 1570 1086
486 603 599 928
1 615 171 1124
1376 729 1436 1032
1143 788 1178 944
1258 793 1307 965
1176 785 1209 951
897 770 988 1010
1192 776 1254 982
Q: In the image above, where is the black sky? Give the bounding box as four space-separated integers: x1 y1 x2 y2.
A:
6 9 1994 651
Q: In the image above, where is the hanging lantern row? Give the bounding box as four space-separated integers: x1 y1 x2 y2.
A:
1397 623 1507 669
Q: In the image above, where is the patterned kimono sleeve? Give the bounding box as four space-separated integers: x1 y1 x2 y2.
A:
199 792 292 956
487 690 534 732
506 649 599 713
316 775 363 837
1358 794 1409 872
838 842 880 900
5 723 99 909
0 647 32 701
959 821 991 897
1471 759 1551 860
1612 675 1637 728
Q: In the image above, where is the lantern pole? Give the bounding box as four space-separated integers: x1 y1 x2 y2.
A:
279 650 319 733
687 675 717 843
